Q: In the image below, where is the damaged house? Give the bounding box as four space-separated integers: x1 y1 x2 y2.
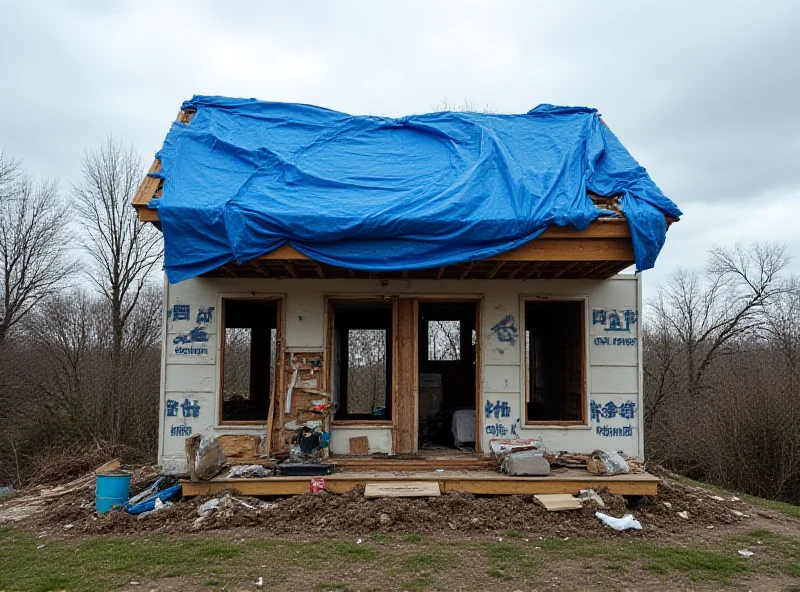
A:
132 96 681 496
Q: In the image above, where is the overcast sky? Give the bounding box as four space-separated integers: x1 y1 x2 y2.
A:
2 1 799 297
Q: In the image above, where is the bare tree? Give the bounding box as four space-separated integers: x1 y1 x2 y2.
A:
0 152 75 342
430 97 496 113
644 242 790 431
72 137 162 364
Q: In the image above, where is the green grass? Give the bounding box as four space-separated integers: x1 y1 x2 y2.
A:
1 525 798 591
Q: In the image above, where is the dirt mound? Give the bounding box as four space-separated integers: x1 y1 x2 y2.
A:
29 477 753 539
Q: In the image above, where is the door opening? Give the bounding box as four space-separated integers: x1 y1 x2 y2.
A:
417 301 478 453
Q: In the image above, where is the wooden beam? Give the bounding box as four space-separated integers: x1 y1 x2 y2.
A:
131 109 195 223
550 261 580 279
180 470 659 497
222 265 238 278
251 260 271 279
436 266 445 280
282 261 298 278
487 261 505 279
313 261 326 278
460 261 474 280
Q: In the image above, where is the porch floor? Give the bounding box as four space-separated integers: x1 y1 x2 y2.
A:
181 468 659 497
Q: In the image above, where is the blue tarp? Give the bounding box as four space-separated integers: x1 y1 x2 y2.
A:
151 96 681 283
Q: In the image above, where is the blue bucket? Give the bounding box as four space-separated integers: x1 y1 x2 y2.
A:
96 471 132 513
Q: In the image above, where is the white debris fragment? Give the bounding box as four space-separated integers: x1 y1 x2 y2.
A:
677 511 689 519
198 498 220 516
578 489 605 507
663 501 673 508
595 512 642 531
732 510 749 517
710 495 725 501
737 550 754 557
63 524 74 530
731 496 741 502
255 576 264 588
192 516 206 529
356 538 363 544
154 498 164 511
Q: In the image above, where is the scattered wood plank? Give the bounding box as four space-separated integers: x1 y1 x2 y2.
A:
534 493 582 511
364 481 441 498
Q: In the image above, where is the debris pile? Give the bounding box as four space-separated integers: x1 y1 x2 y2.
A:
2 475 758 539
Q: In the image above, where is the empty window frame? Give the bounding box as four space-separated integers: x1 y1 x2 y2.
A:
524 300 586 424
331 302 392 421
220 299 278 423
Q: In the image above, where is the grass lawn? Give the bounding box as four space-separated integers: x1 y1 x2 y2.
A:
1 525 798 591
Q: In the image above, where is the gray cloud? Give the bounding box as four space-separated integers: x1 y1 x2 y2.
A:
2 0 798 293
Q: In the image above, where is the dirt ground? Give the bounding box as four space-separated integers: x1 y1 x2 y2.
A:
1 467 787 541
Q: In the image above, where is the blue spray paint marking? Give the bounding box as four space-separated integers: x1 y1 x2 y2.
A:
166 398 201 419
485 400 511 419
196 306 215 324
591 400 636 423
170 304 191 321
170 425 193 437
596 425 633 437
485 423 508 437
592 308 637 333
490 315 518 345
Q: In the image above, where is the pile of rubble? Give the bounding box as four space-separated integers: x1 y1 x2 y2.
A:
1 471 757 539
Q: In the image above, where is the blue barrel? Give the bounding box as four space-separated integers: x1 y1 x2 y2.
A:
96 471 132 513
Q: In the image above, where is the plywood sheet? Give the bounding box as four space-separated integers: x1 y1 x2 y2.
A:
534 493 582 511
364 481 441 498
349 436 370 455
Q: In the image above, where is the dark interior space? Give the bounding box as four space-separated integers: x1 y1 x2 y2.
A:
525 300 584 423
221 299 278 422
332 301 393 421
417 301 477 451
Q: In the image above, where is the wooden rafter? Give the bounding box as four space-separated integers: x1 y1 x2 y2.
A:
460 261 474 280
251 260 271 278
313 261 326 279
283 261 298 278
436 266 446 280
487 261 505 279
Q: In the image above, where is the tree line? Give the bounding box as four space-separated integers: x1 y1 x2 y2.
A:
0 140 797 504
0 140 162 486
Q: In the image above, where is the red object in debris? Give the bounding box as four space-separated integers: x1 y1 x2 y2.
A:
310 478 326 492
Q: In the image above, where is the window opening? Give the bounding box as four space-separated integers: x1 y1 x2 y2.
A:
332 302 392 421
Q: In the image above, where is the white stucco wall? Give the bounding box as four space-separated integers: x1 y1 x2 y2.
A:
158 275 643 472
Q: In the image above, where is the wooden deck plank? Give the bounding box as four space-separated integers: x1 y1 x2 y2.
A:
180 469 659 497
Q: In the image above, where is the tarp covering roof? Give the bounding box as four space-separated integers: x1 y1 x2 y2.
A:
150 95 681 283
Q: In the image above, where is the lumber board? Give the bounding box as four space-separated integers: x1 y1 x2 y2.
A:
180 470 659 497
364 481 441 498
534 493 582 511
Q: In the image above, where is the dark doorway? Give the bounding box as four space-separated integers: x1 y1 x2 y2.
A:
524 300 585 424
417 301 478 452
220 299 278 423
